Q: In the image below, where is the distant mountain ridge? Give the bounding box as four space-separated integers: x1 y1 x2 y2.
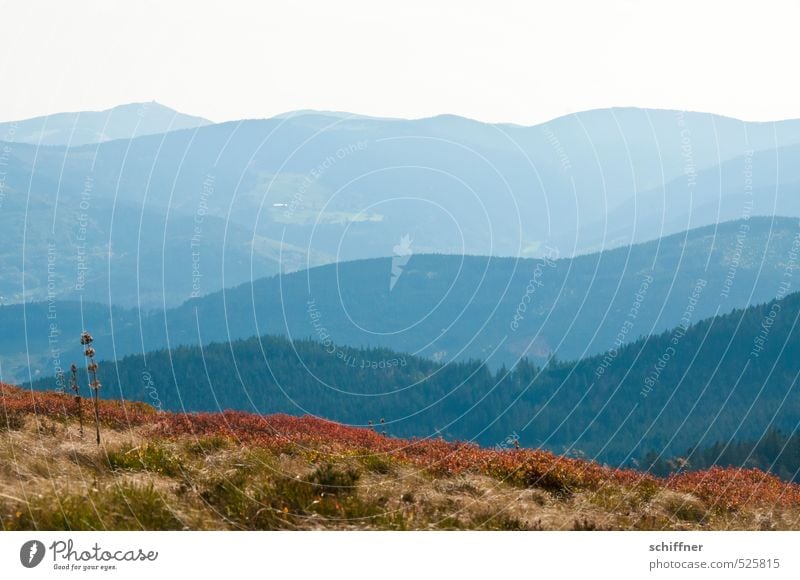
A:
156 215 800 368
5 217 799 386
2 104 800 288
0 102 210 146
3 105 800 315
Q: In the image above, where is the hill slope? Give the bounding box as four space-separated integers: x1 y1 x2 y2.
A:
2 384 799 530
579 144 800 253
0 193 285 308
8 217 800 384
27 285 800 464
149 216 800 367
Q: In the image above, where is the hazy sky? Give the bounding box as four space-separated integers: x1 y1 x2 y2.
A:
1 0 798 124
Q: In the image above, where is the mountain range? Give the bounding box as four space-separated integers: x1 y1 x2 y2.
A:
27 283 800 464
6 102 800 476
5 216 799 385
0 102 210 146
3 104 800 308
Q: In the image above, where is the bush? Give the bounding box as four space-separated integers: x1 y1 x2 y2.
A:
306 464 360 496
359 453 394 474
1 408 25 431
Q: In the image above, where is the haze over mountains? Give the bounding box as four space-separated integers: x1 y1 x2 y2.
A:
5 216 799 386
3 103 800 309
6 102 800 475
0 102 210 146
584 143 800 250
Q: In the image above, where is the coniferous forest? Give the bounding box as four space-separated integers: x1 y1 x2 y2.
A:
29 290 800 470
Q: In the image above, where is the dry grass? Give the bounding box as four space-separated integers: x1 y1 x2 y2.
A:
2 383 800 530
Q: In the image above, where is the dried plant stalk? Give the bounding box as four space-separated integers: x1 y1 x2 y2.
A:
80 331 101 445
69 363 83 438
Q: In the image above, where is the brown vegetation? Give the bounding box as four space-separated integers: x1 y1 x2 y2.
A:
2 383 799 530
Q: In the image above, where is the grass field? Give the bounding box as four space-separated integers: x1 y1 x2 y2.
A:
2 383 799 531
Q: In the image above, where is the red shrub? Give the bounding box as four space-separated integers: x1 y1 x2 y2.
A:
4 383 800 508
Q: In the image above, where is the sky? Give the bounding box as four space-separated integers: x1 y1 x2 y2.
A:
0 0 798 125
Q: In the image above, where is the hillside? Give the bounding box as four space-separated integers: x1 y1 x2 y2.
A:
164 216 800 368
26 285 800 464
0 193 284 308
7 216 800 385
579 144 800 252
2 384 799 531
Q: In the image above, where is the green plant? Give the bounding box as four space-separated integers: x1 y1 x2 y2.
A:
106 443 183 477
185 435 229 456
306 463 360 496
4 483 183 531
664 497 706 523
200 474 281 529
359 453 394 474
